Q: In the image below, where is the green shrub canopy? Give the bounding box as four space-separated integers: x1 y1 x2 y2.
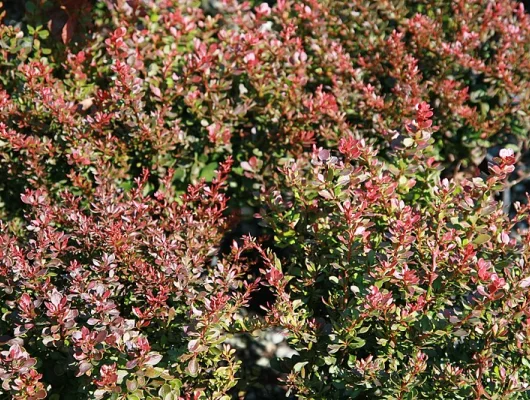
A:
1 0 530 399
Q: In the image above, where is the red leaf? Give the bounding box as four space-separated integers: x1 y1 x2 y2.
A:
62 17 77 44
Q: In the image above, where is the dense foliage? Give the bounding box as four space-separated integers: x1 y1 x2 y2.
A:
260 109 530 398
2 0 530 398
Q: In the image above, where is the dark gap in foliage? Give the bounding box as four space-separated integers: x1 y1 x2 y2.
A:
220 216 276 316
1 0 25 26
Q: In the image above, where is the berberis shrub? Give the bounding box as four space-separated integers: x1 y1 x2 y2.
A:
260 105 530 398
2 0 530 398
1 159 263 399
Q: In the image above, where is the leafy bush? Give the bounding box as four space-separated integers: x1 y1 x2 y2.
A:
2 0 530 398
3 0 530 221
0 159 264 399
258 105 530 398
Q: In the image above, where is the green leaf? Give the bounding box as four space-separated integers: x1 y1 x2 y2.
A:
349 338 366 349
293 361 308 372
199 162 218 182
453 329 469 337
159 384 172 397
480 102 490 117
145 367 162 378
169 378 182 391
358 326 370 334
328 344 343 354
473 234 491 245
323 356 336 365
116 370 128 384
